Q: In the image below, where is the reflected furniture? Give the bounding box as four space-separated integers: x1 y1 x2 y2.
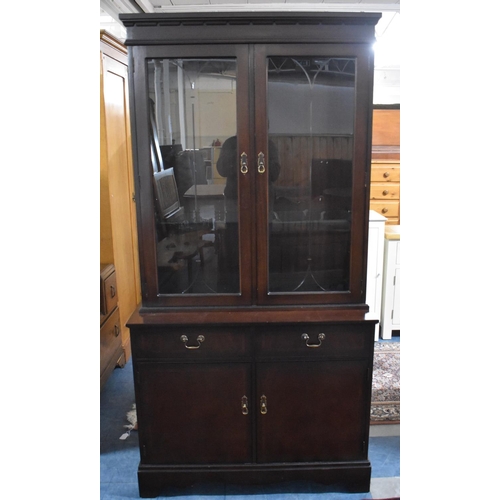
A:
120 11 381 498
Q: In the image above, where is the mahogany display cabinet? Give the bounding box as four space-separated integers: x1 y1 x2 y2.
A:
120 11 381 498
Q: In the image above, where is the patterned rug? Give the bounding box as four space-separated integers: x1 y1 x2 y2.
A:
371 341 400 424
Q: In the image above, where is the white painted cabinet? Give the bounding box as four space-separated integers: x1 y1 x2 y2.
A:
366 211 386 340
381 225 400 339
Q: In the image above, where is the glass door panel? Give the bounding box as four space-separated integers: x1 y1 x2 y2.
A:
267 55 355 293
254 44 371 305
147 58 241 296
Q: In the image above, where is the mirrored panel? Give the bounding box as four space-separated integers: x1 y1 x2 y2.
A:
148 58 240 294
267 56 355 293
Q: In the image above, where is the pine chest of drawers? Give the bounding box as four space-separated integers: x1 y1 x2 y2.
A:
370 160 400 225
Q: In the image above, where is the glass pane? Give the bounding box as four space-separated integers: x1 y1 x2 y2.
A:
267 56 355 292
148 58 239 294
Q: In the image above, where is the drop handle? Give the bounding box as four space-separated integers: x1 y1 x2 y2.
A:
240 152 248 174
260 395 268 414
241 396 249 415
180 334 205 349
257 152 265 173
301 333 326 348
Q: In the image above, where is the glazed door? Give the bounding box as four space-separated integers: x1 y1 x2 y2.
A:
254 44 374 305
131 44 253 307
256 360 369 463
136 362 253 464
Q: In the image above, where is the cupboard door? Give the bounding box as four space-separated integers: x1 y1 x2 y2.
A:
254 44 374 306
136 362 252 464
131 45 253 307
256 360 370 463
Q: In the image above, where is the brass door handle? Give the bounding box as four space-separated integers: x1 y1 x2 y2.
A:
257 152 265 174
241 396 249 415
240 152 248 174
301 332 325 348
180 334 205 349
260 395 268 414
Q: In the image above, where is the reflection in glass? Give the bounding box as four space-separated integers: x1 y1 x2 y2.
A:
267 56 355 293
148 58 239 295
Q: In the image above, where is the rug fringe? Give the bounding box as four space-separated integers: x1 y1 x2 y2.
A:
119 404 138 440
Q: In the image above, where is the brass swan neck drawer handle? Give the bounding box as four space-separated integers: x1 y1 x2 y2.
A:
180 334 205 349
301 332 326 348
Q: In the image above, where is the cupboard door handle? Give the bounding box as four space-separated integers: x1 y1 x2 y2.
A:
301 332 325 348
260 395 268 414
257 152 265 174
114 325 120 337
180 334 205 349
241 396 249 415
110 285 116 298
240 152 248 174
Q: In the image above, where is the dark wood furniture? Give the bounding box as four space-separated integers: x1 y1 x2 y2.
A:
100 264 124 389
120 11 381 498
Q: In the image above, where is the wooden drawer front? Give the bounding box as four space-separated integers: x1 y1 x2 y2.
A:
371 166 400 182
102 271 118 317
370 200 399 218
100 307 122 375
256 323 374 359
370 183 400 200
131 326 250 360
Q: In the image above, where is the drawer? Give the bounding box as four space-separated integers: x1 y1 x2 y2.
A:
131 326 250 360
100 307 122 375
370 200 399 218
255 323 374 359
101 270 118 318
370 183 400 200
371 166 400 182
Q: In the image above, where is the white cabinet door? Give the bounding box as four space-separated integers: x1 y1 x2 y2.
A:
366 211 386 340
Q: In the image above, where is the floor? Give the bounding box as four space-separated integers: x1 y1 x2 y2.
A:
101 339 400 500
